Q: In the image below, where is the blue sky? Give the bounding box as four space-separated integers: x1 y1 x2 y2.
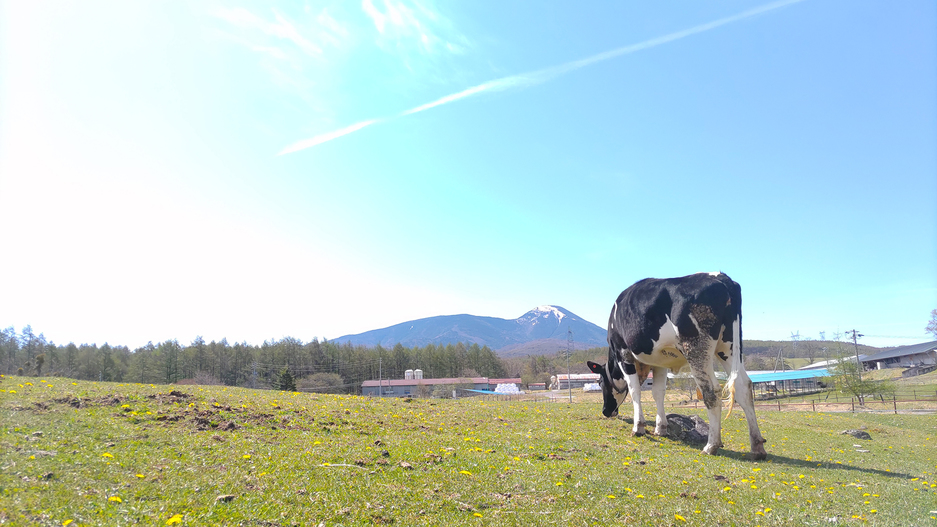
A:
1 0 934 350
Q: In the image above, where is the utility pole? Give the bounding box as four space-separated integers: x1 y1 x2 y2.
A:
846 329 864 382
566 327 573 404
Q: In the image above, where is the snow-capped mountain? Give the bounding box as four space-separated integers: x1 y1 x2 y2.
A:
332 305 607 356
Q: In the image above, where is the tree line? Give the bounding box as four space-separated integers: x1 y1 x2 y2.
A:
0 325 508 393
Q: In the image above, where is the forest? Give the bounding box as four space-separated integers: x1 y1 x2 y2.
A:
0 325 508 393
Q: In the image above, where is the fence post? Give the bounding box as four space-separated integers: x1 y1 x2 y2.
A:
893 396 897 415
778 400 781 412
851 398 854 413
812 400 815 413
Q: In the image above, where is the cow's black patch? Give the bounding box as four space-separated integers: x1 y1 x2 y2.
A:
623 362 636 376
717 352 729 362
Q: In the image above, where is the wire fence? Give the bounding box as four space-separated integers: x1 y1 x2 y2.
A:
470 388 937 414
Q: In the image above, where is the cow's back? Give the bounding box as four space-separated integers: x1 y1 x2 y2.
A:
609 273 741 356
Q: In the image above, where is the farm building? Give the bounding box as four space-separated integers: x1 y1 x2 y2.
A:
860 340 937 372
747 369 830 398
361 376 523 397
551 373 600 390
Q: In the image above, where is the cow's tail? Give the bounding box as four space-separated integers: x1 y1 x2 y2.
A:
722 315 742 418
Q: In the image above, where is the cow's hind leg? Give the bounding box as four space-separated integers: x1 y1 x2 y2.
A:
718 356 767 460
650 366 669 436
686 341 723 455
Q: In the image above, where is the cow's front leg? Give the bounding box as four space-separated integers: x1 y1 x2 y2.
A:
624 364 645 436
651 367 669 436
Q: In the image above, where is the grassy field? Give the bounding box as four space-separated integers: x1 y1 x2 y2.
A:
2 375 936 526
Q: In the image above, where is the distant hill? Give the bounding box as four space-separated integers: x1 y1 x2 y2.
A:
333 308 889 361
332 305 607 355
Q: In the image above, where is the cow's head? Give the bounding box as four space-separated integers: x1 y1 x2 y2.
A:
587 360 628 418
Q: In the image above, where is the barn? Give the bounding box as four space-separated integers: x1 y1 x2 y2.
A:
860 340 937 372
550 373 600 390
361 376 523 397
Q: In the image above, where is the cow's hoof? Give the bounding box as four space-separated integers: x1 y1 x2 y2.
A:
751 445 768 461
701 443 721 456
654 425 668 436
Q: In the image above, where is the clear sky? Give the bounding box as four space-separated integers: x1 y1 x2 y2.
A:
1 0 934 350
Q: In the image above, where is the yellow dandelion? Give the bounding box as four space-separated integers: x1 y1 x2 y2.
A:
675 514 687 522
108 496 122 503
102 452 114 458
136 474 145 478
607 495 616 499
242 454 251 459
166 513 184 525
63 520 73 526
473 512 483 518
460 470 473 476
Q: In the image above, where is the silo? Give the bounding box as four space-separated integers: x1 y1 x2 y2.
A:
405 369 414 380
414 369 423 380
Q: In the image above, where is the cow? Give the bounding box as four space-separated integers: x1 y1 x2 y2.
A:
587 272 767 460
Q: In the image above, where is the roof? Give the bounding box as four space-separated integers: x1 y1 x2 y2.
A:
862 341 937 362
748 369 830 383
798 355 869 370
555 374 600 381
488 379 523 385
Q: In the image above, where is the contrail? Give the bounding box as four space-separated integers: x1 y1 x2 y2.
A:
279 0 805 155
278 119 382 155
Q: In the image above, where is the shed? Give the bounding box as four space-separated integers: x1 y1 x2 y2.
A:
747 369 830 398
860 341 937 370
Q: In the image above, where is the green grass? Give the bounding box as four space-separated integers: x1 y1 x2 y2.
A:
2 375 936 526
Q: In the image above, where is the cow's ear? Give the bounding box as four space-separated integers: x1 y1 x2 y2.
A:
587 361 603 374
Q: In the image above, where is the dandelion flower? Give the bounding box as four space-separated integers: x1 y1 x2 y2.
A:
102 453 114 458
108 496 122 503
242 454 251 459
166 514 183 525
460 470 473 476
675 514 687 522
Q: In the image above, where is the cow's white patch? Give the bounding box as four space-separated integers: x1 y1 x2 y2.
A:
643 315 686 370
707 272 721 277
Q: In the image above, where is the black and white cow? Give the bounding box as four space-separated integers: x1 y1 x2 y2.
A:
587 272 767 460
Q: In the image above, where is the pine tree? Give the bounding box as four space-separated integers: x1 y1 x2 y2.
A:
276 367 296 392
